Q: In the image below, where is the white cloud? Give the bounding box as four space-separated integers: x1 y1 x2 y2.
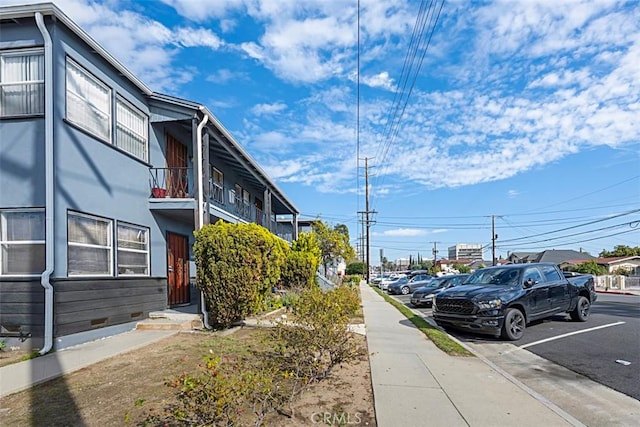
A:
362 72 395 90
508 190 520 198
382 228 426 237
251 102 287 116
160 0 247 21
263 159 304 180
9 0 637 196
373 227 448 237
206 69 248 84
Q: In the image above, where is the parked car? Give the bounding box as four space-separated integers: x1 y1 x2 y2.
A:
388 274 434 295
410 274 470 307
432 263 597 341
409 269 430 278
381 276 408 291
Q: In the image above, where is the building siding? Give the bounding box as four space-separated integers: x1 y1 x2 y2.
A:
53 278 167 337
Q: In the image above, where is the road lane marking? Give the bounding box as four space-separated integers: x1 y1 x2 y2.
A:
520 321 626 349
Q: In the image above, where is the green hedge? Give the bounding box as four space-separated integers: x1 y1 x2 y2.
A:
194 221 288 328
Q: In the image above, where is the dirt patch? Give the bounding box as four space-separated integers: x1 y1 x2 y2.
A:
0 327 376 426
0 348 32 368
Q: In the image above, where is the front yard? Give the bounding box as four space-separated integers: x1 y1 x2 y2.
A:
0 325 376 426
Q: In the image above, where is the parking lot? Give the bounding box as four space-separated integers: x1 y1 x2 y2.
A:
390 292 640 401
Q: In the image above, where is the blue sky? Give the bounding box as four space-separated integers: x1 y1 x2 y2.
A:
13 0 640 264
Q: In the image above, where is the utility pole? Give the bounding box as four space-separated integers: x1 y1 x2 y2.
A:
358 157 376 282
432 241 439 271
358 211 366 263
488 215 502 266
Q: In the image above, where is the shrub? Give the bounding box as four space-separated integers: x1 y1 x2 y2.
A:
270 285 362 392
193 221 288 328
292 232 321 272
145 284 364 425
279 291 300 309
280 250 318 290
569 260 607 276
342 274 361 284
144 354 282 426
346 262 364 275
612 267 630 276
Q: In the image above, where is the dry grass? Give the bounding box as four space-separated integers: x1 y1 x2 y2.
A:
0 327 376 426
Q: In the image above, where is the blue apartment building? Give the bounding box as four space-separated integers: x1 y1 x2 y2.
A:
0 3 299 352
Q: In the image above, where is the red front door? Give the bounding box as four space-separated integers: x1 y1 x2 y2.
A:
166 134 188 198
167 232 190 306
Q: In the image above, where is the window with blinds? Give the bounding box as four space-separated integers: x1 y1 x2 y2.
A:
0 209 45 276
116 96 148 161
116 223 149 276
66 58 111 141
0 49 44 117
67 212 113 276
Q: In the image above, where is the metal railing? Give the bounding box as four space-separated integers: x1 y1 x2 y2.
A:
234 197 252 219
209 180 224 205
149 167 191 198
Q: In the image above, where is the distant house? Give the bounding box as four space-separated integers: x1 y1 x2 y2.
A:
507 250 594 265
0 3 298 352
560 256 640 276
507 252 538 263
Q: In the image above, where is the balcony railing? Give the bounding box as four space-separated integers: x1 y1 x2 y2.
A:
209 180 224 206
149 167 191 198
148 169 293 241
234 198 252 220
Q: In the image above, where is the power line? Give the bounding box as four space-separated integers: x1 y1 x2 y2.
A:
496 228 639 251
496 208 640 244
370 0 445 212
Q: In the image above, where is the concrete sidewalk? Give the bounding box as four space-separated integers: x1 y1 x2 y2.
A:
359 282 583 427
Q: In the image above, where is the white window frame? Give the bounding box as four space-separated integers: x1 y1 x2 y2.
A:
116 95 149 161
67 211 113 277
116 222 150 276
65 57 112 142
211 166 224 204
0 48 44 117
0 208 45 276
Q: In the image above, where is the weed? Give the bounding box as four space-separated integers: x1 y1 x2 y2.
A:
20 350 41 361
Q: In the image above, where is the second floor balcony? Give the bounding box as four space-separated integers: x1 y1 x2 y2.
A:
149 167 191 199
149 168 294 242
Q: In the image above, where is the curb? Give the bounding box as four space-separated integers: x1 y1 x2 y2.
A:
596 290 638 296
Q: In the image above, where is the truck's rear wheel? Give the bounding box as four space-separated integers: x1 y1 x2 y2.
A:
570 296 590 322
501 308 525 341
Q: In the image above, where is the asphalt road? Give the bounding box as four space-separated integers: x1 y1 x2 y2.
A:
392 292 640 400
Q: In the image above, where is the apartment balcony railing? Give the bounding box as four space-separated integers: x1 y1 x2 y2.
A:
149 167 191 198
147 170 293 241
209 180 224 206
234 198 252 220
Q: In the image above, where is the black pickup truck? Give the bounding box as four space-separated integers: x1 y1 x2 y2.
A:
432 263 597 340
